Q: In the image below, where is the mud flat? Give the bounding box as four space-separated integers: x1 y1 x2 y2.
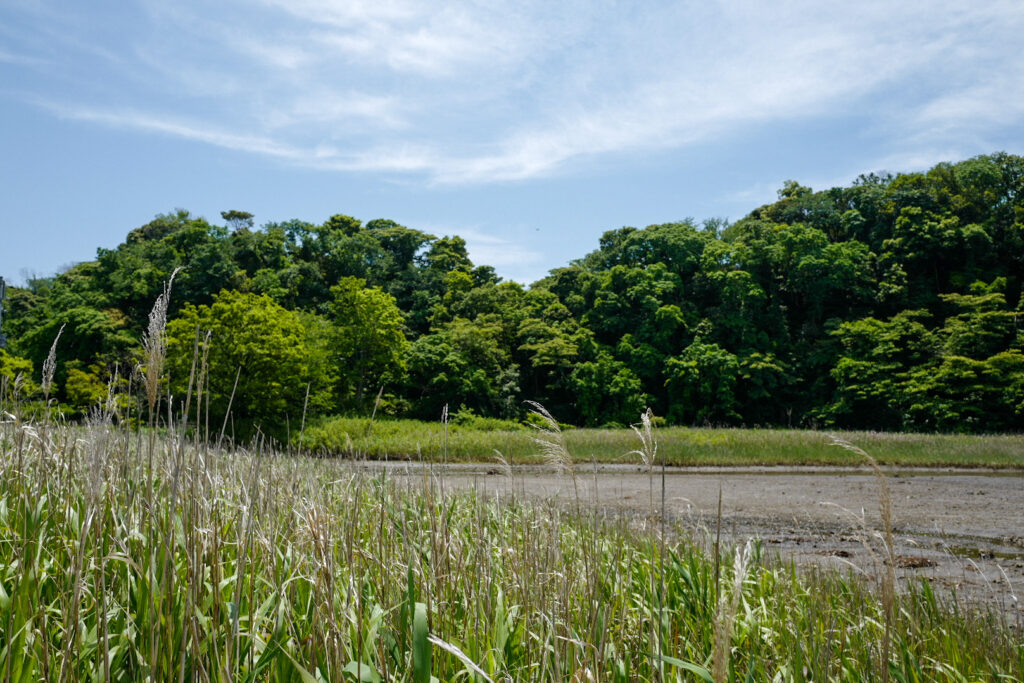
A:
370 463 1024 621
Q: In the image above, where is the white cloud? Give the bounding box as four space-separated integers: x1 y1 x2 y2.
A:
259 0 546 77
45 105 310 160
412 223 547 283
261 90 408 131
7 0 1024 185
225 34 315 71
458 228 543 270
912 70 1024 140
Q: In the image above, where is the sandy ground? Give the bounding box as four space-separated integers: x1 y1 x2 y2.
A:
366 463 1024 621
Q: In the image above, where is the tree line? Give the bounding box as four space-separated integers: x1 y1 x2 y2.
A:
1 153 1022 435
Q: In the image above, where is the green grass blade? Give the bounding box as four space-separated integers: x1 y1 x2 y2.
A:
653 653 714 683
413 602 431 683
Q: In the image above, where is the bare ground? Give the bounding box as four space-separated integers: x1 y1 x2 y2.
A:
368 462 1024 621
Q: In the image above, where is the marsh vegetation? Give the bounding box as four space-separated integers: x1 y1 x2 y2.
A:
1 403 1022 681
298 416 1024 468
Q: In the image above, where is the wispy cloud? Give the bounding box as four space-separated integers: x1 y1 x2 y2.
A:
5 0 1023 184
261 90 408 131
259 0 545 77
0 48 45 66
43 102 440 173
459 228 543 268
911 69 1024 141
45 105 312 160
416 224 546 284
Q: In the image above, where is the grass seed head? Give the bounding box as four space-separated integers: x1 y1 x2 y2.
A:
525 400 573 476
142 268 181 415
712 540 753 683
627 408 657 468
41 322 66 400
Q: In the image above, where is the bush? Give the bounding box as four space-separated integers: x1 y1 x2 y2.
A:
450 406 524 432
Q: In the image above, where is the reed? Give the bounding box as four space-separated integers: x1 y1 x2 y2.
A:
0 405 1019 680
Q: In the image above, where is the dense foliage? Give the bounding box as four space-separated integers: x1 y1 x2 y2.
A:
2 154 1023 434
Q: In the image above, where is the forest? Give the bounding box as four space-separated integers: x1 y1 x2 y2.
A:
1 153 1022 436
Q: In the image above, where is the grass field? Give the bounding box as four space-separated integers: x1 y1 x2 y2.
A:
299 416 1024 468
3 410 1020 682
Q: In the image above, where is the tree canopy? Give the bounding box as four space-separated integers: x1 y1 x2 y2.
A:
2 153 1022 434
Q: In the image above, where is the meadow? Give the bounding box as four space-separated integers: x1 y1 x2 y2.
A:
299 415 1024 469
1 408 1021 682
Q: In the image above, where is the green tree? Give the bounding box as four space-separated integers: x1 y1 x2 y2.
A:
328 277 409 406
900 281 1023 431
403 317 519 419
515 290 588 419
568 352 647 426
585 263 682 346
825 311 937 430
0 348 35 395
166 290 331 436
938 281 1018 359
578 221 711 282
16 305 135 400
221 209 254 231
96 210 241 328
64 363 108 412
904 355 1000 432
665 339 741 425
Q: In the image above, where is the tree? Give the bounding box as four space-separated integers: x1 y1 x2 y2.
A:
938 281 1018 359
568 352 647 427
16 305 135 399
514 290 587 419
585 263 682 346
96 211 242 327
166 290 332 436
900 281 1024 431
578 221 711 281
665 339 741 425
0 348 35 395
825 311 937 429
64 362 108 412
403 317 519 419
328 277 409 405
4 152 1023 432
221 210 254 232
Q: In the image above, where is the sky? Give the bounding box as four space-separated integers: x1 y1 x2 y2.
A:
1 1 1022 287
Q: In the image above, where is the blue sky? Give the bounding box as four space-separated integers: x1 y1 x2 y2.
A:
2 1 1022 286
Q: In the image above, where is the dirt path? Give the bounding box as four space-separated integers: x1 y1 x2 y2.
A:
372 463 1024 620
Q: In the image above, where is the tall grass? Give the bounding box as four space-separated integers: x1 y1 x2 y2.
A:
0 412 1020 681
299 417 1024 468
